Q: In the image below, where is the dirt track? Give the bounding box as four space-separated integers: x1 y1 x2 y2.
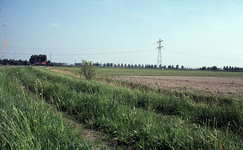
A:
112 76 243 98
49 68 81 78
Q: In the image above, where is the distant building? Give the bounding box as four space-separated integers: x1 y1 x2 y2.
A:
94 62 103 67
75 63 81 66
41 62 46 65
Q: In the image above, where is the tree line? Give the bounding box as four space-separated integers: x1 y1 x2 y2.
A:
93 62 185 69
0 59 29 65
1 54 242 72
97 63 243 71
200 66 243 71
0 54 49 66
223 66 243 71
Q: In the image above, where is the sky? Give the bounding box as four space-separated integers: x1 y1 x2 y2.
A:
0 0 243 68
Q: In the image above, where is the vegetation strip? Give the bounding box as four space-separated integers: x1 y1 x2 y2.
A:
1 66 243 149
0 68 92 149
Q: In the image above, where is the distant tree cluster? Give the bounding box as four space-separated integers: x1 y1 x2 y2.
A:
223 66 243 71
29 54 47 65
0 54 68 67
167 64 184 70
0 54 50 66
0 59 29 65
199 66 243 71
199 66 218 71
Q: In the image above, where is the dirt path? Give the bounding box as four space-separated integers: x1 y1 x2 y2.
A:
112 76 243 98
63 117 108 149
46 67 109 149
47 67 81 78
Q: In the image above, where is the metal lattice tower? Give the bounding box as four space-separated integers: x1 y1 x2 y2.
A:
157 39 163 68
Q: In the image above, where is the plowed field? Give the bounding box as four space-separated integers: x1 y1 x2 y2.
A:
112 76 243 97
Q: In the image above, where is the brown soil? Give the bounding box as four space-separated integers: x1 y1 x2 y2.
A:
112 76 243 98
47 67 81 78
47 67 243 98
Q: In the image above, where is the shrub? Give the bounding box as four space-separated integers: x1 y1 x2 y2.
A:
79 60 96 80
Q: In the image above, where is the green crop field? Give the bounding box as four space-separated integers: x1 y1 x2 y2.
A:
1 66 243 149
50 66 243 77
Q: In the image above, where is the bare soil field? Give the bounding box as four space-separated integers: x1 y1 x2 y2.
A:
48 68 243 98
112 76 243 98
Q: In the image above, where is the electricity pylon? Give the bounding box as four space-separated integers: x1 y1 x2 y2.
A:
157 39 163 68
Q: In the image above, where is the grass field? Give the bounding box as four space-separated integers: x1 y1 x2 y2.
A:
1 66 243 149
50 66 243 77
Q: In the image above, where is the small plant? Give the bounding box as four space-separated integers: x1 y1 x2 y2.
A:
79 60 96 80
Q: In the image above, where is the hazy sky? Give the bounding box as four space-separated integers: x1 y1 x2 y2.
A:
0 0 243 67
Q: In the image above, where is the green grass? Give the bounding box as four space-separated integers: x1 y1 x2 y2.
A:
1 66 242 149
51 66 243 77
0 67 104 150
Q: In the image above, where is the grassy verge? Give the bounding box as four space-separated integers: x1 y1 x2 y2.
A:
0 67 103 150
3 66 242 149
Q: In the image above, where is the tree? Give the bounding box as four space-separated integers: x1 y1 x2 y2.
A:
23 60 29 65
39 54 47 63
46 60 51 66
29 55 38 64
225 66 229 70
212 66 217 71
3 59 8 65
200 66 206 70
29 54 47 65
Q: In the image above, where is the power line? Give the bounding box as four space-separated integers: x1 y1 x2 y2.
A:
0 49 157 56
7 44 156 51
52 49 156 56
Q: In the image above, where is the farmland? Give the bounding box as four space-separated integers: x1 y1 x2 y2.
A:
50 66 243 77
1 66 243 149
50 66 243 98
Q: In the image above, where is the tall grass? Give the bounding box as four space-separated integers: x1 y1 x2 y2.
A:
2 66 243 149
18 67 243 132
0 67 91 149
